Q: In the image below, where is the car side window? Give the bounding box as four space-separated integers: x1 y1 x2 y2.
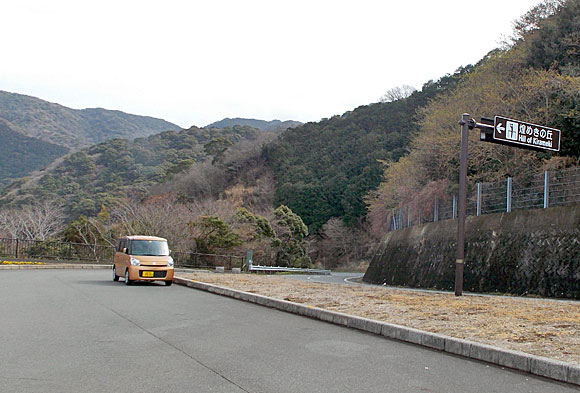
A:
118 239 127 252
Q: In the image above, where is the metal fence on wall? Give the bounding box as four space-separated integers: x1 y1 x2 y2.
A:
389 166 580 231
0 237 245 269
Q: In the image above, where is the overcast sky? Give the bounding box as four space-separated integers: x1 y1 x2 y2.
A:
2 0 541 128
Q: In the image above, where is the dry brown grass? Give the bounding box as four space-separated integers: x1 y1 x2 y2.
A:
179 272 580 364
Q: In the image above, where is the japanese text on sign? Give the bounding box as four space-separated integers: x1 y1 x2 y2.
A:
494 116 560 152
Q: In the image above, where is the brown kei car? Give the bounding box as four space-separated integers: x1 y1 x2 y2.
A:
113 235 174 286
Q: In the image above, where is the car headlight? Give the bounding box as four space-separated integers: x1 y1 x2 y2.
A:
130 257 141 266
167 256 174 267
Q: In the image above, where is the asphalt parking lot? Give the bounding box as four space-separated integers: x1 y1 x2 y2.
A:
0 269 576 393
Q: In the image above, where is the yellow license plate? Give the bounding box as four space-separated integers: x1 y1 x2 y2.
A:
142 271 154 277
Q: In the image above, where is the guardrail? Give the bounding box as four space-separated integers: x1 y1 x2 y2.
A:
246 256 330 275
248 265 331 275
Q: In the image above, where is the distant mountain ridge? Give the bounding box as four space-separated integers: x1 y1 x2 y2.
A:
0 90 181 149
206 118 301 132
0 124 264 217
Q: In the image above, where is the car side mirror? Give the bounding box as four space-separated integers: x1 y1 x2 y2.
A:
169 249 172 255
123 247 128 254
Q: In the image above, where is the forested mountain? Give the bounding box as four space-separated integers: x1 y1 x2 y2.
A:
264 69 469 231
0 125 261 218
265 0 579 235
0 90 180 149
206 118 302 132
0 119 68 185
367 0 580 235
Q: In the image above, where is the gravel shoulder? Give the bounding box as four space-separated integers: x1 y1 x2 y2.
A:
179 272 580 364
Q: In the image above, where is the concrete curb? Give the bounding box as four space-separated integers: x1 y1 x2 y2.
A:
0 264 112 270
174 276 580 387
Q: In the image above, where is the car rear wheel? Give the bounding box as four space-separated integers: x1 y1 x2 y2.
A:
165 280 173 286
125 270 132 286
113 266 119 282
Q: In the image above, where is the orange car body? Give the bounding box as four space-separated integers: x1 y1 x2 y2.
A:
113 235 174 286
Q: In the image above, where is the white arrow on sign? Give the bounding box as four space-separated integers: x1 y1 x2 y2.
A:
496 123 505 134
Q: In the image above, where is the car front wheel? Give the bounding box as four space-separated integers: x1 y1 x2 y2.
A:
125 270 132 286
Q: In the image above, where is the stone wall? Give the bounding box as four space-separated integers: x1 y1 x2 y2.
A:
363 205 580 298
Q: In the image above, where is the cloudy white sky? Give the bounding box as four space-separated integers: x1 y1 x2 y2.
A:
2 0 541 128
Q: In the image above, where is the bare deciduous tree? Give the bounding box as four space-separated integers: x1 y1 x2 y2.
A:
380 85 417 103
110 198 194 252
511 0 564 41
312 218 375 269
0 209 18 238
320 218 351 259
0 199 64 240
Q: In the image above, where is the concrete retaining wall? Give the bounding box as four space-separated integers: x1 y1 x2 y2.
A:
364 205 580 298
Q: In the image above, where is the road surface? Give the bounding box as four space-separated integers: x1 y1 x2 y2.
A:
0 269 576 393
282 272 364 285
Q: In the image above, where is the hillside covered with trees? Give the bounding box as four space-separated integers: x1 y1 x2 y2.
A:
367 0 580 236
0 91 180 149
0 125 262 217
0 119 68 186
264 69 471 231
0 90 181 185
206 118 302 132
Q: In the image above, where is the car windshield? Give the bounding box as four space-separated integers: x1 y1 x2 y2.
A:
130 240 169 256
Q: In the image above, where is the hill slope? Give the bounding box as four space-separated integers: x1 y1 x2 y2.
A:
206 118 302 132
0 125 262 217
0 90 181 149
366 0 580 235
0 119 68 185
264 69 469 231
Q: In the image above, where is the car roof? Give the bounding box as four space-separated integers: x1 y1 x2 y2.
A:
121 235 167 242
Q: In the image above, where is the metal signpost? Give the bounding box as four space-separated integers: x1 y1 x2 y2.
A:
454 114 561 296
455 114 470 296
